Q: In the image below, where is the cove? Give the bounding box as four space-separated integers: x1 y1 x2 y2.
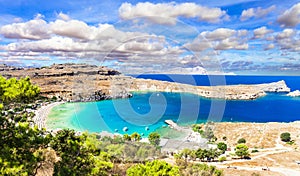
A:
46 91 300 136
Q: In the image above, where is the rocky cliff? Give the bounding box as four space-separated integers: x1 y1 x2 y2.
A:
130 78 290 100
0 63 291 101
0 63 132 102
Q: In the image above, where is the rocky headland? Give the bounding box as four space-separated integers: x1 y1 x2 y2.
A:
0 63 291 101
287 90 300 97
130 78 290 100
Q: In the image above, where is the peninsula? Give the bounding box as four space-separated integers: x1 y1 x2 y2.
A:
0 63 290 101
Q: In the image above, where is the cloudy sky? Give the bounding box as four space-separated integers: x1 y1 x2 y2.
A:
0 0 299 75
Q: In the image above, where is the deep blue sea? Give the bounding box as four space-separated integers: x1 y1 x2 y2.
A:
47 75 300 136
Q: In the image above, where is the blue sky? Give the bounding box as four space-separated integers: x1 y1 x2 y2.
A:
0 0 299 75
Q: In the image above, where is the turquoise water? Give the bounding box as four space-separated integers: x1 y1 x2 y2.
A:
47 92 202 136
46 75 300 136
47 91 300 136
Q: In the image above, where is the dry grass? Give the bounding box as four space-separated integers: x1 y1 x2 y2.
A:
213 122 300 149
222 168 284 176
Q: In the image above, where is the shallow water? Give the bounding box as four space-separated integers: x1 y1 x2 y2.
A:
46 91 300 136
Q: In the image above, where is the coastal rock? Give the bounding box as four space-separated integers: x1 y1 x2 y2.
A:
0 63 131 102
130 79 289 100
0 63 292 101
287 90 300 97
255 80 290 92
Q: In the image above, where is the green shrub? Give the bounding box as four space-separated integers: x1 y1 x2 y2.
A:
286 141 294 145
217 142 227 153
280 132 291 142
237 138 246 144
251 149 259 153
218 156 226 162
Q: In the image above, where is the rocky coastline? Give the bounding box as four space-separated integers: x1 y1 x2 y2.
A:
287 90 300 97
0 63 291 101
130 78 290 100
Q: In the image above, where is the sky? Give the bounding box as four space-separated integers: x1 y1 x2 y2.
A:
0 0 299 75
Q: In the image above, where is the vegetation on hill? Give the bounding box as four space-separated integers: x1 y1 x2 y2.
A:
280 132 291 142
0 76 227 175
0 76 40 104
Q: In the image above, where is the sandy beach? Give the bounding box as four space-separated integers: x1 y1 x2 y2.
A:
33 102 65 129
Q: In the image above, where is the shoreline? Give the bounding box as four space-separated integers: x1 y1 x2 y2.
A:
33 101 65 129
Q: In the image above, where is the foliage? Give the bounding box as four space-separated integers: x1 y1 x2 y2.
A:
0 114 50 175
148 132 161 146
280 132 291 142
217 142 227 153
50 130 95 176
126 160 180 176
218 156 226 162
91 152 113 175
251 149 259 153
195 148 221 162
192 124 203 134
201 124 216 142
99 136 160 163
237 138 246 144
235 144 250 158
131 132 141 142
0 76 40 104
180 163 223 176
123 134 131 141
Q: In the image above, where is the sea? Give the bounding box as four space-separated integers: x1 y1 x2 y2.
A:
46 75 300 137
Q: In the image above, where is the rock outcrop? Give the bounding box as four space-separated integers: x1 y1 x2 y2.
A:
130 78 290 100
287 90 300 97
0 63 291 101
0 63 132 102
254 80 290 92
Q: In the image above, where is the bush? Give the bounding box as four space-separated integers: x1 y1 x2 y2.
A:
217 142 227 153
237 138 246 144
251 149 259 153
218 156 226 162
192 124 203 134
286 141 294 145
235 144 249 158
280 132 291 142
148 132 160 146
127 160 180 176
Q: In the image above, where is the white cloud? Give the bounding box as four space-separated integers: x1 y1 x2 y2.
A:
275 29 300 51
57 12 71 21
184 28 249 51
119 2 228 25
50 19 96 40
277 3 300 27
0 15 186 71
265 43 275 50
276 29 295 39
201 28 236 41
240 5 275 21
253 26 273 39
0 18 50 40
